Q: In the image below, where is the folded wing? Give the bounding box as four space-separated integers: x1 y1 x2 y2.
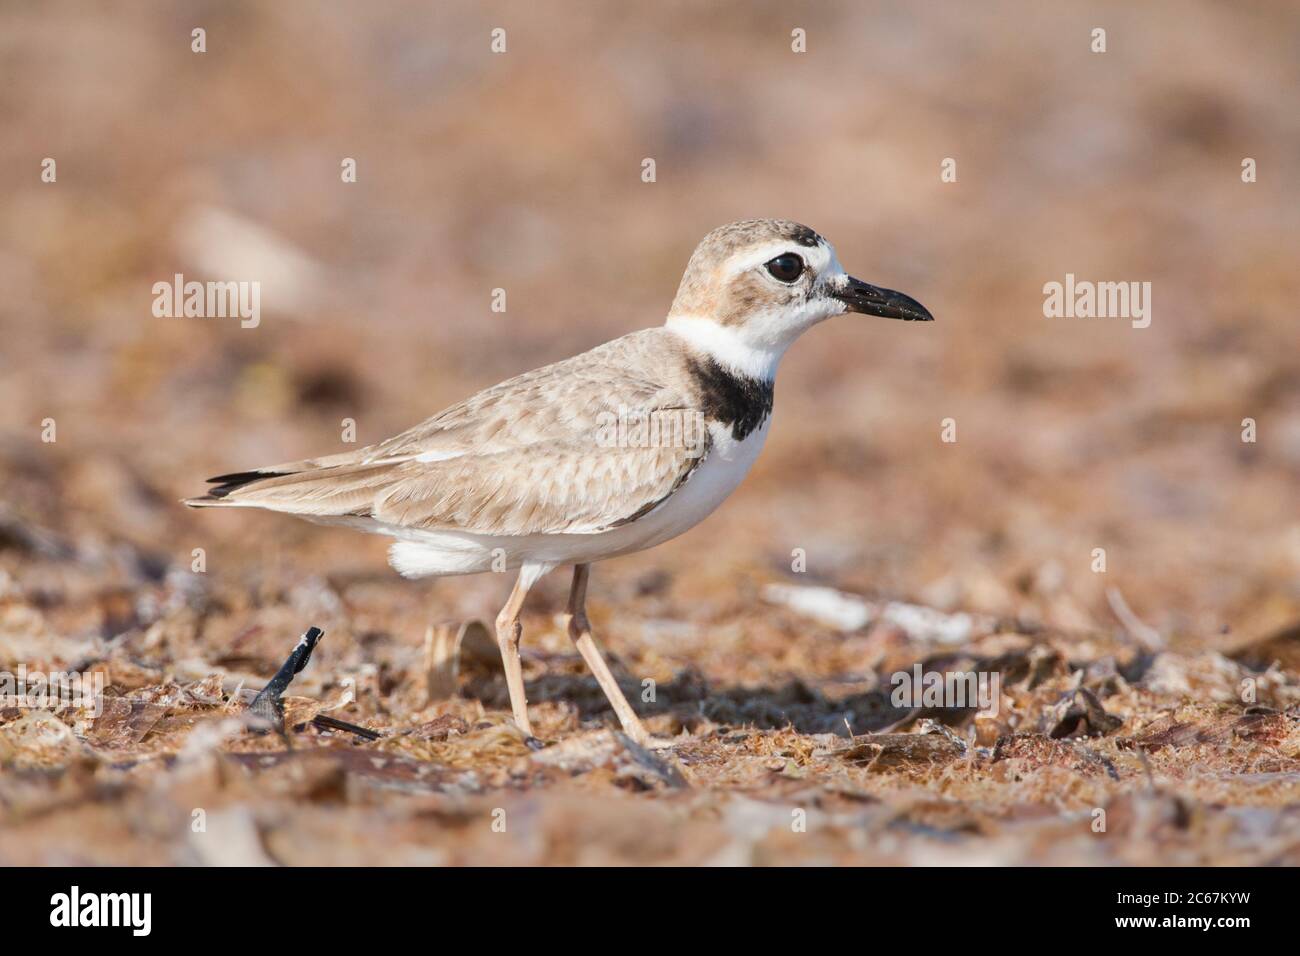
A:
185 331 710 535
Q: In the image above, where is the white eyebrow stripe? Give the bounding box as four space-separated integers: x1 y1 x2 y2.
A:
725 239 832 276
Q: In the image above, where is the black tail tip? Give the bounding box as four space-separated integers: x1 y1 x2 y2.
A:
202 469 288 498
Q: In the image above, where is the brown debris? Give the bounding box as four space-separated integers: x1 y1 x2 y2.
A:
88 697 167 748
422 620 495 703
831 733 966 773
531 730 689 790
1045 688 1125 739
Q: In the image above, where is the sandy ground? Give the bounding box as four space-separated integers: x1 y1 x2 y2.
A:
1 1 1298 864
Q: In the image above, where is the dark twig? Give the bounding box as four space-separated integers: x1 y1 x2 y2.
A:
247 626 323 730
245 626 383 742
311 713 382 741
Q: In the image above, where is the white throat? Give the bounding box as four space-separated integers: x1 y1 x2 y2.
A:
665 315 788 382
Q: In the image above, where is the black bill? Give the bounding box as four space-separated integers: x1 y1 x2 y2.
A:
833 276 934 322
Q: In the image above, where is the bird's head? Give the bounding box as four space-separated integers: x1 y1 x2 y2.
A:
666 218 932 379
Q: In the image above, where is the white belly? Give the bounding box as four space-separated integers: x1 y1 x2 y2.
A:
381 418 770 578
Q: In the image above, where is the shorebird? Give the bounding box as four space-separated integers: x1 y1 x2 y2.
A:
186 219 932 746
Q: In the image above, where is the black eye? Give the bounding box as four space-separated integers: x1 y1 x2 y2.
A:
764 253 804 283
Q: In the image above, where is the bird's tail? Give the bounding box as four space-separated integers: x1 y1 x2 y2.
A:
182 456 395 516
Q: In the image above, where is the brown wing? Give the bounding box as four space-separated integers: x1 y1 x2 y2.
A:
185 330 711 534
373 438 707 535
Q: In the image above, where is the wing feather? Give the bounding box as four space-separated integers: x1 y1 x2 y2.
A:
185 329 710 534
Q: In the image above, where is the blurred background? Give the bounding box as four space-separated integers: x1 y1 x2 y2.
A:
0 1 1298 864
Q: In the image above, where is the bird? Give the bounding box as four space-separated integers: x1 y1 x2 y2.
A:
185 218 933 748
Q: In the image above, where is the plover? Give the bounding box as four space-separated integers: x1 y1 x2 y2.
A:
186 219 932 746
